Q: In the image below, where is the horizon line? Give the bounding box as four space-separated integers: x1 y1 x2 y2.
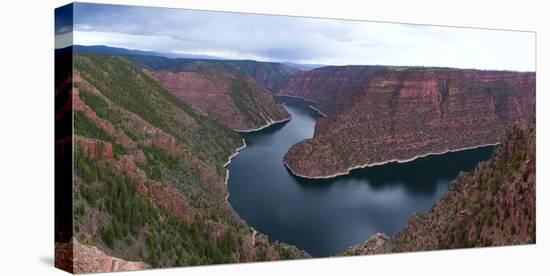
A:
60 44 537 73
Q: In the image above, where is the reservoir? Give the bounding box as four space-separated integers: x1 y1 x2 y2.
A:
227 97 494 257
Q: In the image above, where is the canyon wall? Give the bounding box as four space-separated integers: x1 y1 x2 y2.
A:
342 121 535 254
127 55 298 91
63 54 308 273
145 69 289 131
278 66 535 178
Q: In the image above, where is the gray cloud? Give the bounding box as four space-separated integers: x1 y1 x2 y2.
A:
68 3 535 71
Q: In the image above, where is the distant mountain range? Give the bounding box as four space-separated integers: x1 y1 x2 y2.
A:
72 45 227 60
69 45 324 70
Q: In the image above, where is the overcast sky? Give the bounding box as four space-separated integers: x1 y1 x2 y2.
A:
56 3 535 71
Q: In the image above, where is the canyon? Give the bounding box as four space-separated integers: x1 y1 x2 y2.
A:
56 51 308 273
226 97 496 256
277 66 535 178
75 47 297 132
56 45 536 272
342 120 535 254
144 69 290 131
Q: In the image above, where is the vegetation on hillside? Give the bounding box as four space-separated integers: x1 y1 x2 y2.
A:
74 149 242 267
342 119 536 255
74 55 242 177
125 55 297 90
71 54 308 268
228 76 272 127
393 119 535 251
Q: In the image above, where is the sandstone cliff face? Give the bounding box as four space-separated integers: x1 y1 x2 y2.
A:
75 136 114 161
278 66 535 178
211 59 298 90
146 69 290 131
55 238 149 274
341 122 535 255
276 65 381 109
340 233 391 256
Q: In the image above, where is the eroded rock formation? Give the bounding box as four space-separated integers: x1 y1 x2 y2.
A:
341 121 535 254
55 238 149 274
278 66 535 178
340 233 391 256
146 69 290 131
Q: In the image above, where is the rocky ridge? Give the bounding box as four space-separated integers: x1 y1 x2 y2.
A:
56 54 308 273
279 66 535 178
341 121 535 255
145 68 290 131
55 238 149 273
127 55 298 91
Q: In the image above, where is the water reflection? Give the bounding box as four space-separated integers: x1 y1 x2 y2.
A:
293 146 494 196
228 97 493 257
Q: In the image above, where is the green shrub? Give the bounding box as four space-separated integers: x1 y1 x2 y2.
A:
101 225 115 249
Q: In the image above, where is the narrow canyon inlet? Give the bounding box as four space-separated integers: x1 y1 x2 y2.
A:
227 97 494 257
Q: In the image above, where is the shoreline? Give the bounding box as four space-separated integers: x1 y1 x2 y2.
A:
308 105 327 117
224 103 295 200
223 138 247 168
275 94 321 105
275 94 327 117
234 116 291 133
250 226 258 246
224 138 247 201
284 142 500 180
223 111 293 200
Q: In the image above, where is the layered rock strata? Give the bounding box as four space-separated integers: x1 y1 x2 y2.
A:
278 66 535 178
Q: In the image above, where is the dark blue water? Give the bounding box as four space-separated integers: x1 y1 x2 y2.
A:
227 97 494 257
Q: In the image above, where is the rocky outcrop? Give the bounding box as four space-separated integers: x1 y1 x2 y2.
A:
145 69 290 131
279 66 535 178
149 181 195 223
75 134 196 225
340 233 391 256
55 238 149 273
341 121 536 255
238 230 311 262
73 74 138 150
75 136 114 160
277 65 381 110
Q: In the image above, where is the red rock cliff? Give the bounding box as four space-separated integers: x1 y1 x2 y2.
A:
146 69 290 131
278 66 535 178
55 238 149 273
341 121 536 254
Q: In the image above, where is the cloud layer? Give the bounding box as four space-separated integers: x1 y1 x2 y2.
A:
56 3 535 71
